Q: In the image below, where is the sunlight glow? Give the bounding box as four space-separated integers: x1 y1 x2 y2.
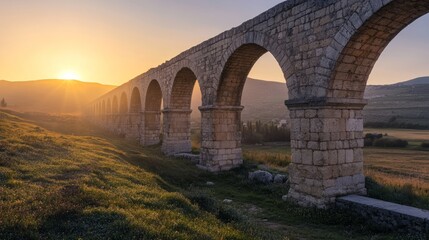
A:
59 71 81 80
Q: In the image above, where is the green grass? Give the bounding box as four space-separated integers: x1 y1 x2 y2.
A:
0 111 247 239
364 147 429 210
242 144 291 172
0 111 424 239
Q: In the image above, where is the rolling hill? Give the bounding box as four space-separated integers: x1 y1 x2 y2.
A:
392 76 429 86
191 78 289 122
364 79 429 127
0 79 115 114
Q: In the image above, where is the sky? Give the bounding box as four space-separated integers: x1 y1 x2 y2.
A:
0 0 428 86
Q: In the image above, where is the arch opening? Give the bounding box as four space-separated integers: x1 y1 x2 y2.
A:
143 80 163 146
125 87 144 141
201 43 289 172
112 96 119 114
106 99 112 115
170 68 198 110
97 103 101 117
163 67 201 155
101 100 106 117
119 92 128 114
130 87 142 113
217 44 269 106
329 1 429 99
145 80 162 111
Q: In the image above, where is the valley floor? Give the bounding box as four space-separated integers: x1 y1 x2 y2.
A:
0 110 427 239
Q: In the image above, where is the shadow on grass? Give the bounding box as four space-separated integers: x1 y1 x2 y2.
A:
39 211 149 240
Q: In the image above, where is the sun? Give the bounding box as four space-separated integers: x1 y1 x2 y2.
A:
59 71 81 80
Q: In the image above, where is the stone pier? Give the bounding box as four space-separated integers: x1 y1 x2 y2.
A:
198 106 243 172
162 109 193 155
143 111 162 146
126 113 142 141
286 99 367 207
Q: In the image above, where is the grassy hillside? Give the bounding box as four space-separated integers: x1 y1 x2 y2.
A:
0 111 248 239
0 80 115 114
0 110 414 239
364 83 429 127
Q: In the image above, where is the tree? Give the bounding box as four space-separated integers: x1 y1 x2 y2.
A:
1 98 7 108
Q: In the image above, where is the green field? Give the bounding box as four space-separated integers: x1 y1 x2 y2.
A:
0 110 426 239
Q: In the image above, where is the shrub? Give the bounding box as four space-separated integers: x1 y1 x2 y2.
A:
373 137 408 148
364 138 374 147
242 121 290 144
364 133 383 147
365 133 383 140
421 142 429 148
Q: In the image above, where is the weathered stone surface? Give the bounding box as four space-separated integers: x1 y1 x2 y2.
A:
249 170 274 184
337 195 429 234
273 174 288 184
87 0 429 208
206 181 215 186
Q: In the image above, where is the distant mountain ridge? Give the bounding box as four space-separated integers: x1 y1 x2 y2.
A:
0 79 116 114
393 77 429 86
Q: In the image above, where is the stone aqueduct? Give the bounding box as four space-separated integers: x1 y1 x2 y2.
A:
87 0 429 208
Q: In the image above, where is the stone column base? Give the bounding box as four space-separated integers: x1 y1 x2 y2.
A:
142 110 161 146
198 147 243 172
125 113 142 141
162 109 193 155
287 163 367 208
285 98 368 208
198 105 244 172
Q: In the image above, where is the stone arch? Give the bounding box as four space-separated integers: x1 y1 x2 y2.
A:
125 87 144 140
213 31 293 105
145 80 163 111
286 0 429 208
327 0 429 99
162 67 200 155
216 43 268 106
130 87 143 113
101 100 106 116
169 67 199 110
143 80 163 145
106 99 112 115
97 102 101 116
119 92 128 114
199 39 289 172
112 96 119 114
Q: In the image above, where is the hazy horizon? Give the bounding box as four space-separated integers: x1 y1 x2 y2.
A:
2 75 429 88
